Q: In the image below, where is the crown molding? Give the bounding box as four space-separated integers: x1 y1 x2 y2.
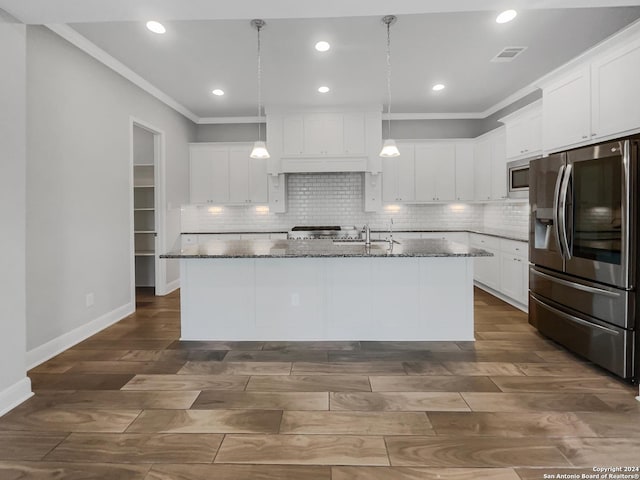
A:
198 116 262 124
45 23 199 123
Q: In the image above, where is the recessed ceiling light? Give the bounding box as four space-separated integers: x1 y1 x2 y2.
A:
315 41 331 52
146 21 166 34
496 10 517 24
432 84 446 92
212 89 225 96
318 86 330 93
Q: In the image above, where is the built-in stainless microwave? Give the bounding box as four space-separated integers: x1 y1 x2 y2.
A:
507 158 530 198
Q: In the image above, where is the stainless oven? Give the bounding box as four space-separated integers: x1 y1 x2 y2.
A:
507 158 530 198
528 136 639 381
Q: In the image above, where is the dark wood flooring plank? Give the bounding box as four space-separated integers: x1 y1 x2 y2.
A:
330 392 470 412
400 362 451 376
332 466 521 480
515 468 597 480
490 376 631 393
428 412 598 437
45 433 223 463
292 362 406 376
280 411 434 435
120 350 227 362
558 437 640 466
0 432 68 461
146 464 331 480
178 361 291 375
225 350 329 363
0 461 150 480
0 407 140 433
46 390 199 410
461 393 615 412
29 373 135 391
264 341 359 351
168 340 264 351
441 362 525 376
192 391 328 410
246 375 371 392
121 374 248 391
385 436 572 467
67 361 186 375
215 434 389 466
360 342 462 352
126 409 282 434
370 376 500 392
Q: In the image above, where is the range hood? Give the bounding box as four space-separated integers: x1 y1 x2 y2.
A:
280 155 369 173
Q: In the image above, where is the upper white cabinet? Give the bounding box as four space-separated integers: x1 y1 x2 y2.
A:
500 100 542 160
454 143 475 201
267 109 382 173
189 143 268 205
542 67 592 152
474 128 507 201
381 141 475 204
382 143 415 203
591 37 640 139
542 34 640 153
414 143 456 202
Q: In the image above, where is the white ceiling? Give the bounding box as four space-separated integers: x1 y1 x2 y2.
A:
3 1 640 121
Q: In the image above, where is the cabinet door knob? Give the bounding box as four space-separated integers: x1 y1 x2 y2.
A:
582 135 588 139
591 133 597 137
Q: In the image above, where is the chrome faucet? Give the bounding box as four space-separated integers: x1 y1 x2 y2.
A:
388 218 394 246
363 224 371 247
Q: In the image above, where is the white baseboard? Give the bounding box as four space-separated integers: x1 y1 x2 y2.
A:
474 282 528 313
26 302 134 370
0 377 33 417
158 278 180 296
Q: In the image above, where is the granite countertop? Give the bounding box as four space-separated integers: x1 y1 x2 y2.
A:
161 238 492 259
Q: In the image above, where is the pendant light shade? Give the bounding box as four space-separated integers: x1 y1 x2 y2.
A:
250 19 270 159
380 139 400 157
379 15 399 158
250 141 270 159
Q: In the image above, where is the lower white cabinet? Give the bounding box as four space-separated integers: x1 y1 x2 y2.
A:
470 234 528 308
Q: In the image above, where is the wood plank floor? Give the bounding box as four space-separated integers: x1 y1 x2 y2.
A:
1 287 638 479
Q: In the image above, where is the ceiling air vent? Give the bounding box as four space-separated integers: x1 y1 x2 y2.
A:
491 46 527 63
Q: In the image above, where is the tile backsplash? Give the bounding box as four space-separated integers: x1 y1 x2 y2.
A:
181 172 528 235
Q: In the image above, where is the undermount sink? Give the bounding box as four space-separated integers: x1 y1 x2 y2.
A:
332 239 400 246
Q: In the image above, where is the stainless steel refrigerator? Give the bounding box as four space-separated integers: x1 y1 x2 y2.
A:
528 136 639 381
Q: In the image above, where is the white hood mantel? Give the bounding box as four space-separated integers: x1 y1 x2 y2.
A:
266 107 383 175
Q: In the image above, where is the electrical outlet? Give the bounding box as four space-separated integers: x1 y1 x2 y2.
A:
85 293 94 308
291 292 300 306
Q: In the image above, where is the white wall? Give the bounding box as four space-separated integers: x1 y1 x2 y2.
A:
25 26 195 365
0 11 32 415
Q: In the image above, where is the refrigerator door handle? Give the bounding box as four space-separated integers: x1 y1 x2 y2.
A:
558 163 573 260
530 268 621 298
553 164 566 259
530 295 620 336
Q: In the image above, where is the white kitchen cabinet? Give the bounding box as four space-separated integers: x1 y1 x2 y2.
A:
470 234 501 290
542 66 592 152
189 143 268 205
499 240 528 306
491 129 508 201
473 136 493 201
382 143 415 203
471 234 529 309
282 112 364 157
454 143 475 201
591 37 640 139
474 128 507 201
414 143 456 202
501 100 542 160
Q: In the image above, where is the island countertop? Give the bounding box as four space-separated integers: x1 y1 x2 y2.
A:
161 238 492 259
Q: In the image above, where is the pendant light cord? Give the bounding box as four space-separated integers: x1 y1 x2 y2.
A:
257 23 263 142
386 19 392 139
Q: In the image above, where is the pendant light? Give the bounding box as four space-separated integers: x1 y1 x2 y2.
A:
380 15 400 158
250 19 270 159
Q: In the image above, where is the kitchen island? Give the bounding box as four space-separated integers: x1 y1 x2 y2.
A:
162 239 491 341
